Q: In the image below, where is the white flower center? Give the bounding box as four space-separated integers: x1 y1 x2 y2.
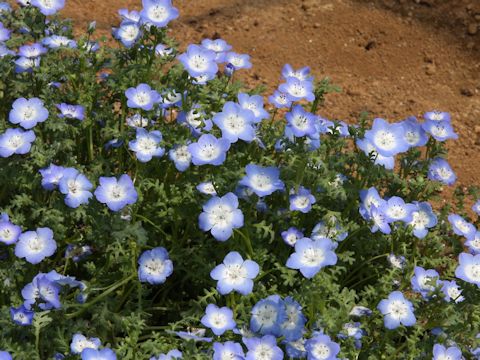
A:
200 143 220 160
40 0 54 8
283 304 299 329
411 211 429 228
210 312 228 328
250 173 273 191
465 264 480 281
67 179 80 195
134 91 151 106
8 135 24 149
22 106 36 120
143 259 165 276
1 228 12 240
430 124 447 138
208 204 234 227
312 344 331 359
224 264 247 285
123 25 139 41
431 112 443 121
148 5 167 21
224 114 245 133
289 83 306 97
253 303 278 328
455 220 471 234
28 236 45 253
292 114 309 130
109 185 125 200
173 146 191 162
386 205 406 220
253 344 274 360
292 195 310 209
285 233 298 246
189 55 208 71
137 136 157 153
405 130 419 145
300 247 325 267
374 130 396 150
387 300 408 319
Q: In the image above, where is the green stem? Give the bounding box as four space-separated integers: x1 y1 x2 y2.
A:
234 228 254 258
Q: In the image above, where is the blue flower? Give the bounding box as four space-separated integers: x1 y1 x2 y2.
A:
201 304 236 336
279 77 315 102
155 44 174 57
0 2 12 13
432 344 462 360
42 35 77 49
285 105 317 137
455 253 480 287
424 111 451 123
140 0 179 27
113 22 142 48
244 335 284 360
379 196 416 223
10 304 34 326
237 93 269 123
0 351 12 360
178 44 218 78
238 164 285 197
356 138 395 170
125 83 160 111
196 181 217 195
282 227 304 247
56 103 85 120
422 120 458 141
281 297 306 341
377 291 416 329
0 23 10 42
428 158 456 185
284 339 307 359
201 38 232 55
22 273 62 309
170 329 212 342
81 348 116 360
118 8 141 23
282 64 312 82
199 192 243 242
349 306 373 317
31 0 64 15
465 232 480 254
0 213 21 245
369 205 391 235
18 43 47 58
15 228 57 264
400 116 428 147
0 44 14 57
70 333 101 354
359 187 384 220
407 201 437 239
305 333 340 360
290 186 316 213
9 97 49 129
210 251 259 295
448 214 476 240
94 174 138 212
188 134 231 166
286 237 337 279
364 118 409 157
58 168 93 208
250 295 286 337
213 101 256 143
150 349 183 360
224 52 252 70
440 280 464 303
268 90 292 109
411 266 440 299
387 254 406 270
213 341 244 360
168 144 192 172
311 219 348 242
138 247 173 285
129 128 164 162
39 164 66 190
14 56 40 73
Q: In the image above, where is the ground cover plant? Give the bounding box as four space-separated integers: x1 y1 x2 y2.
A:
0 0 479 359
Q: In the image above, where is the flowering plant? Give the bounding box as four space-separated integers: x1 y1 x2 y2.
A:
0 1 479 359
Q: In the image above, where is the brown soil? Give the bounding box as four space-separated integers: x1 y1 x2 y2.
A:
56 0 480 190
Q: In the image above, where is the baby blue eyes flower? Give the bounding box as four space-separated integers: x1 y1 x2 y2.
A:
168 144 192 171
42 35 77 49
455 253 480 287
94 174 138 212
224 52 252 70
138 247 173 285
400 116 428 147
15 56 40 73
311 219 348 242
178 44 218 79
359 187 383 220
432 344 462 360
377 291 416 329
286 237 337 279
0 351 11 360
188 134 231 166
268 90 292 109
473 200 480 215
356 138 395 170
279 77 315 102
0 23 10 42
213 101 256 143
155 44 173 57
199 192 243 242
118 8 141 23
201 304 236 336
448 214 476 240
369 204 391 235
237 93 269 123
9 97 49 129
18 43 47 58
58 168 93 208
113 22 142 48
250 295 286 337
150 349 183 360
244 335 284 360
408 201 437 239
15 227 57 264
125 83 161 111
213 341 244 360
39 163 65 190
10 304 34 326
305 333 340 360
282 64 312 82
81 348 117 360
379 196 416 223
129 128 165 162
424 111 451 123
285 105 317 137
0 213 21 245
289 186 316 213
428 157 456 185
364 118 410 157
465 232 480 254
282 227 303 247
31 0 64 15
440 280 464 303
70 333 101 354
140 0 179 27
196 181 217 195
210 251 259 295
281 297 306 341
411 266 440 299
238 164 285 197
422 120 458 141
56 103 85 120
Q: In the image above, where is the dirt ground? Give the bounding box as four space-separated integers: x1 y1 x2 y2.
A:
59 0 480 190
